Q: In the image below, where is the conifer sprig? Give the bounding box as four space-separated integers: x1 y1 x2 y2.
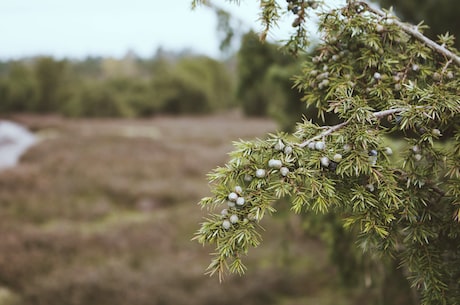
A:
193 1 460 303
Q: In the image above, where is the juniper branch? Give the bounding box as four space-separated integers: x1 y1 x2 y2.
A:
298 108 405 148
357 1 460 66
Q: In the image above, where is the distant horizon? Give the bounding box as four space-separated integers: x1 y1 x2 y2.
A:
0 0 345 61
0 1 267 61
0 46 230 62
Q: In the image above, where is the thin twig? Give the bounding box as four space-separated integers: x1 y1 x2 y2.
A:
441 59 453 74
373 108 406 118
298 108 405 148
357 1 460 66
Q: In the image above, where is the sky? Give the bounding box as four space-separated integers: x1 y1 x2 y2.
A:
0 0 343 60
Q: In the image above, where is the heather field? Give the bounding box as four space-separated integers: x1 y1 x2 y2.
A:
0 113 367 305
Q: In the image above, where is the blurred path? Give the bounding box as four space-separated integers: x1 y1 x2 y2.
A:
0 120 36 170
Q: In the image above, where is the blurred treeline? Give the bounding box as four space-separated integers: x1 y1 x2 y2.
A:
1 0 457 124
0 49 235 117
0 33 303 131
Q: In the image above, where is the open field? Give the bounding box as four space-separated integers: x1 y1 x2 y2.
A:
0 113 367 305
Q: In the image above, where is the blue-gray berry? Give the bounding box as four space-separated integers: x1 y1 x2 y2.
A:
222 220 231 230
256 169 266 178
234 185 243 195
320 156 330 167
280 167 289 176
368 149 378 156
432 129 442 137
274 140 285 151
230 214 239 224
284 146 293 155
315 141 326 150
333 153 342 162
268 159 282 169
228 192 238 202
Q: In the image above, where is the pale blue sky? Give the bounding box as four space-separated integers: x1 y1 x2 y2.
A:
0 0 343 60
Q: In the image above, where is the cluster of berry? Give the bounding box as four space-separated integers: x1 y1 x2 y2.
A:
286 0 318 13
305 140 342 171
222 185 247 230
286 0 318 27
432 70 455 81
411 145 423 162
220 135 400 229
221 139 295 229
306 140 395 187
304 10 446 97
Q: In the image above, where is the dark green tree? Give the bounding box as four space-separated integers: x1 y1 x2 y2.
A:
236 31 281 116
151 55 234 114
62 81 134 118
0 62 38 113
236 31 341 130
33 57 72 113
264 63 305 131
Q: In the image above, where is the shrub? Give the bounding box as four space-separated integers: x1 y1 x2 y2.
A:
151 56 235 114
0 62 38 113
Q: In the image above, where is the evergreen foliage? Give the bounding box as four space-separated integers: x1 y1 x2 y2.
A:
378 0 460 49
193 1 460 304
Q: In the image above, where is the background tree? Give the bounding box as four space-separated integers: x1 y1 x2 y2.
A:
33 57 73 113
151 55 235 114
0 52 236 117
264 63 305 131
193 1 460 304
0 62 38 113
237 30 320 131
236 31 280 116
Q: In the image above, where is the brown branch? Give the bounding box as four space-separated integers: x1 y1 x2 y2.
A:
298 108 405 148
357 1 460 66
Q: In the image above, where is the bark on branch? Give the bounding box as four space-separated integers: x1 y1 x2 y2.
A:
298 108 405 148
357 1 460 66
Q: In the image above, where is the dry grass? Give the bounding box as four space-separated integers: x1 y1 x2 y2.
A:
0 112 365 305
